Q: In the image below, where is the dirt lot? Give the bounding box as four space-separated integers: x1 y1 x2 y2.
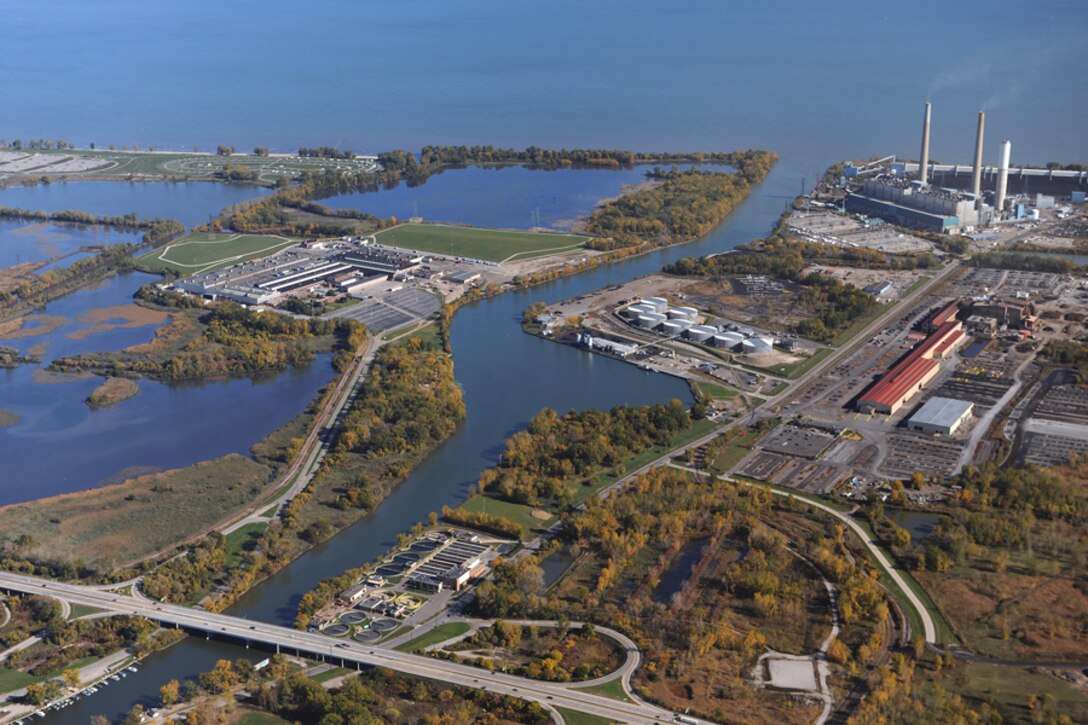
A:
680 277 809 329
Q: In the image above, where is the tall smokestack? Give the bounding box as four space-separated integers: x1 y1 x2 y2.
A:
919 102 932 185
971 111 985 197
995 140 1011 214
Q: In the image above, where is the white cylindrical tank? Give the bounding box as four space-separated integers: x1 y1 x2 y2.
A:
644 296 668 312
686 325 716 342
743 337 773 354
666 309 690 320
636 314 658 328
716 332 744 349
661 321 685 335
672 306 698 319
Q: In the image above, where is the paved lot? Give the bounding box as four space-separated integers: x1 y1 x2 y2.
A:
328 287 441 333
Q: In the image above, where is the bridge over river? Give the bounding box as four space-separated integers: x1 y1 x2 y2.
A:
0 571 686 725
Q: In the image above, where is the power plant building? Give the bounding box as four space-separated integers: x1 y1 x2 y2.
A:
845 178 980 232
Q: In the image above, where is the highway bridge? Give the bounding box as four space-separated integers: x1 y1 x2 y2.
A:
0 571 687 725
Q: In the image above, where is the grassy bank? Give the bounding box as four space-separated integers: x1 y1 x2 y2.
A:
0 455 273 569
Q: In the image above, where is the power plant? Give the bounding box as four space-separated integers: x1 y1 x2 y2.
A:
842 102 1087 232
971 111 985 198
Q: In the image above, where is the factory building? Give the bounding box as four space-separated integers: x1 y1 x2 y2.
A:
339 248 423 276
846 177 981 232
857 319 966 414
907 397 974 436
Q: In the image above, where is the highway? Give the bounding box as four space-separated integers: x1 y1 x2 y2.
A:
0 572 684 725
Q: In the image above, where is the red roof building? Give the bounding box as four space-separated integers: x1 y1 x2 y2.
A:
857 320 965 414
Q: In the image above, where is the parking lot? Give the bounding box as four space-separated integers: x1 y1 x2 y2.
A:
328 287 441 333
881 434 965 478
760 425 838 459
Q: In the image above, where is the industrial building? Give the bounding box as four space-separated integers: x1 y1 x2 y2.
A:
845 177 982 232
857 318 966 414
907 397 974 436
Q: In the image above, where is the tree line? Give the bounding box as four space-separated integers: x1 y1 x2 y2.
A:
475 402 691 507
585 159 776 249
49 301 366 382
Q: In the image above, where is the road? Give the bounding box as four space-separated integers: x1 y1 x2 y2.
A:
599 261 962 501
0 572 687 725
222 334 380 534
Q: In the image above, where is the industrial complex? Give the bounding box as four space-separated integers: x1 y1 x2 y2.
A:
842 103 1087 233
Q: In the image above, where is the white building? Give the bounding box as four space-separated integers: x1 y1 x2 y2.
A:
907 397 974 436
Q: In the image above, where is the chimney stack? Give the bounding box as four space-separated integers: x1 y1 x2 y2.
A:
919 102 932 185
971 111 985 197
995 140 1011 214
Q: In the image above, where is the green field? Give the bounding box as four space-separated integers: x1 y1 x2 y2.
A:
137 232 299 275
373 223 588 263
555 707 620 725
459 496 551 541
571 678 635 703
394 622 471 653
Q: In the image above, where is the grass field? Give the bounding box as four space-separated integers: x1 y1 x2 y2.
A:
693 380 738 400
570 678 634 703
394 622 471 653
224 522 268 568
137 232 299 275
0 454 273 568
0 667 37 694
459 496 550 541
373 223 588 263
555 707 619 725
930 662 1088 723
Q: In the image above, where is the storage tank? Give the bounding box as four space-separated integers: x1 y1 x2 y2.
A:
715 332 744 349
661 321 686 335
627 303 653 316
672 306 698 320
645 312 668 324
621 307 642 319
742 337 773 354
636 314 658 328
644 296 668 313
686 325 716 342
666 309 691 320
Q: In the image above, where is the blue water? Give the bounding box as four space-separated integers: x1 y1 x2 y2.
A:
0 181 271 229
0 219 140 268
318 165 723 231
0 272 337 504
2 1 1085 168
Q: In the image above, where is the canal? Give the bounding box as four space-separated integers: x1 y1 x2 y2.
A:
45 160 803 722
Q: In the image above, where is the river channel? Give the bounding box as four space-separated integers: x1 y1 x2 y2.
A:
38 160 799 721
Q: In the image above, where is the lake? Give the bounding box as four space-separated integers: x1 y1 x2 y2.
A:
0 181 272 229
0 271 337 504
0 219 140 270
317 164 723 231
